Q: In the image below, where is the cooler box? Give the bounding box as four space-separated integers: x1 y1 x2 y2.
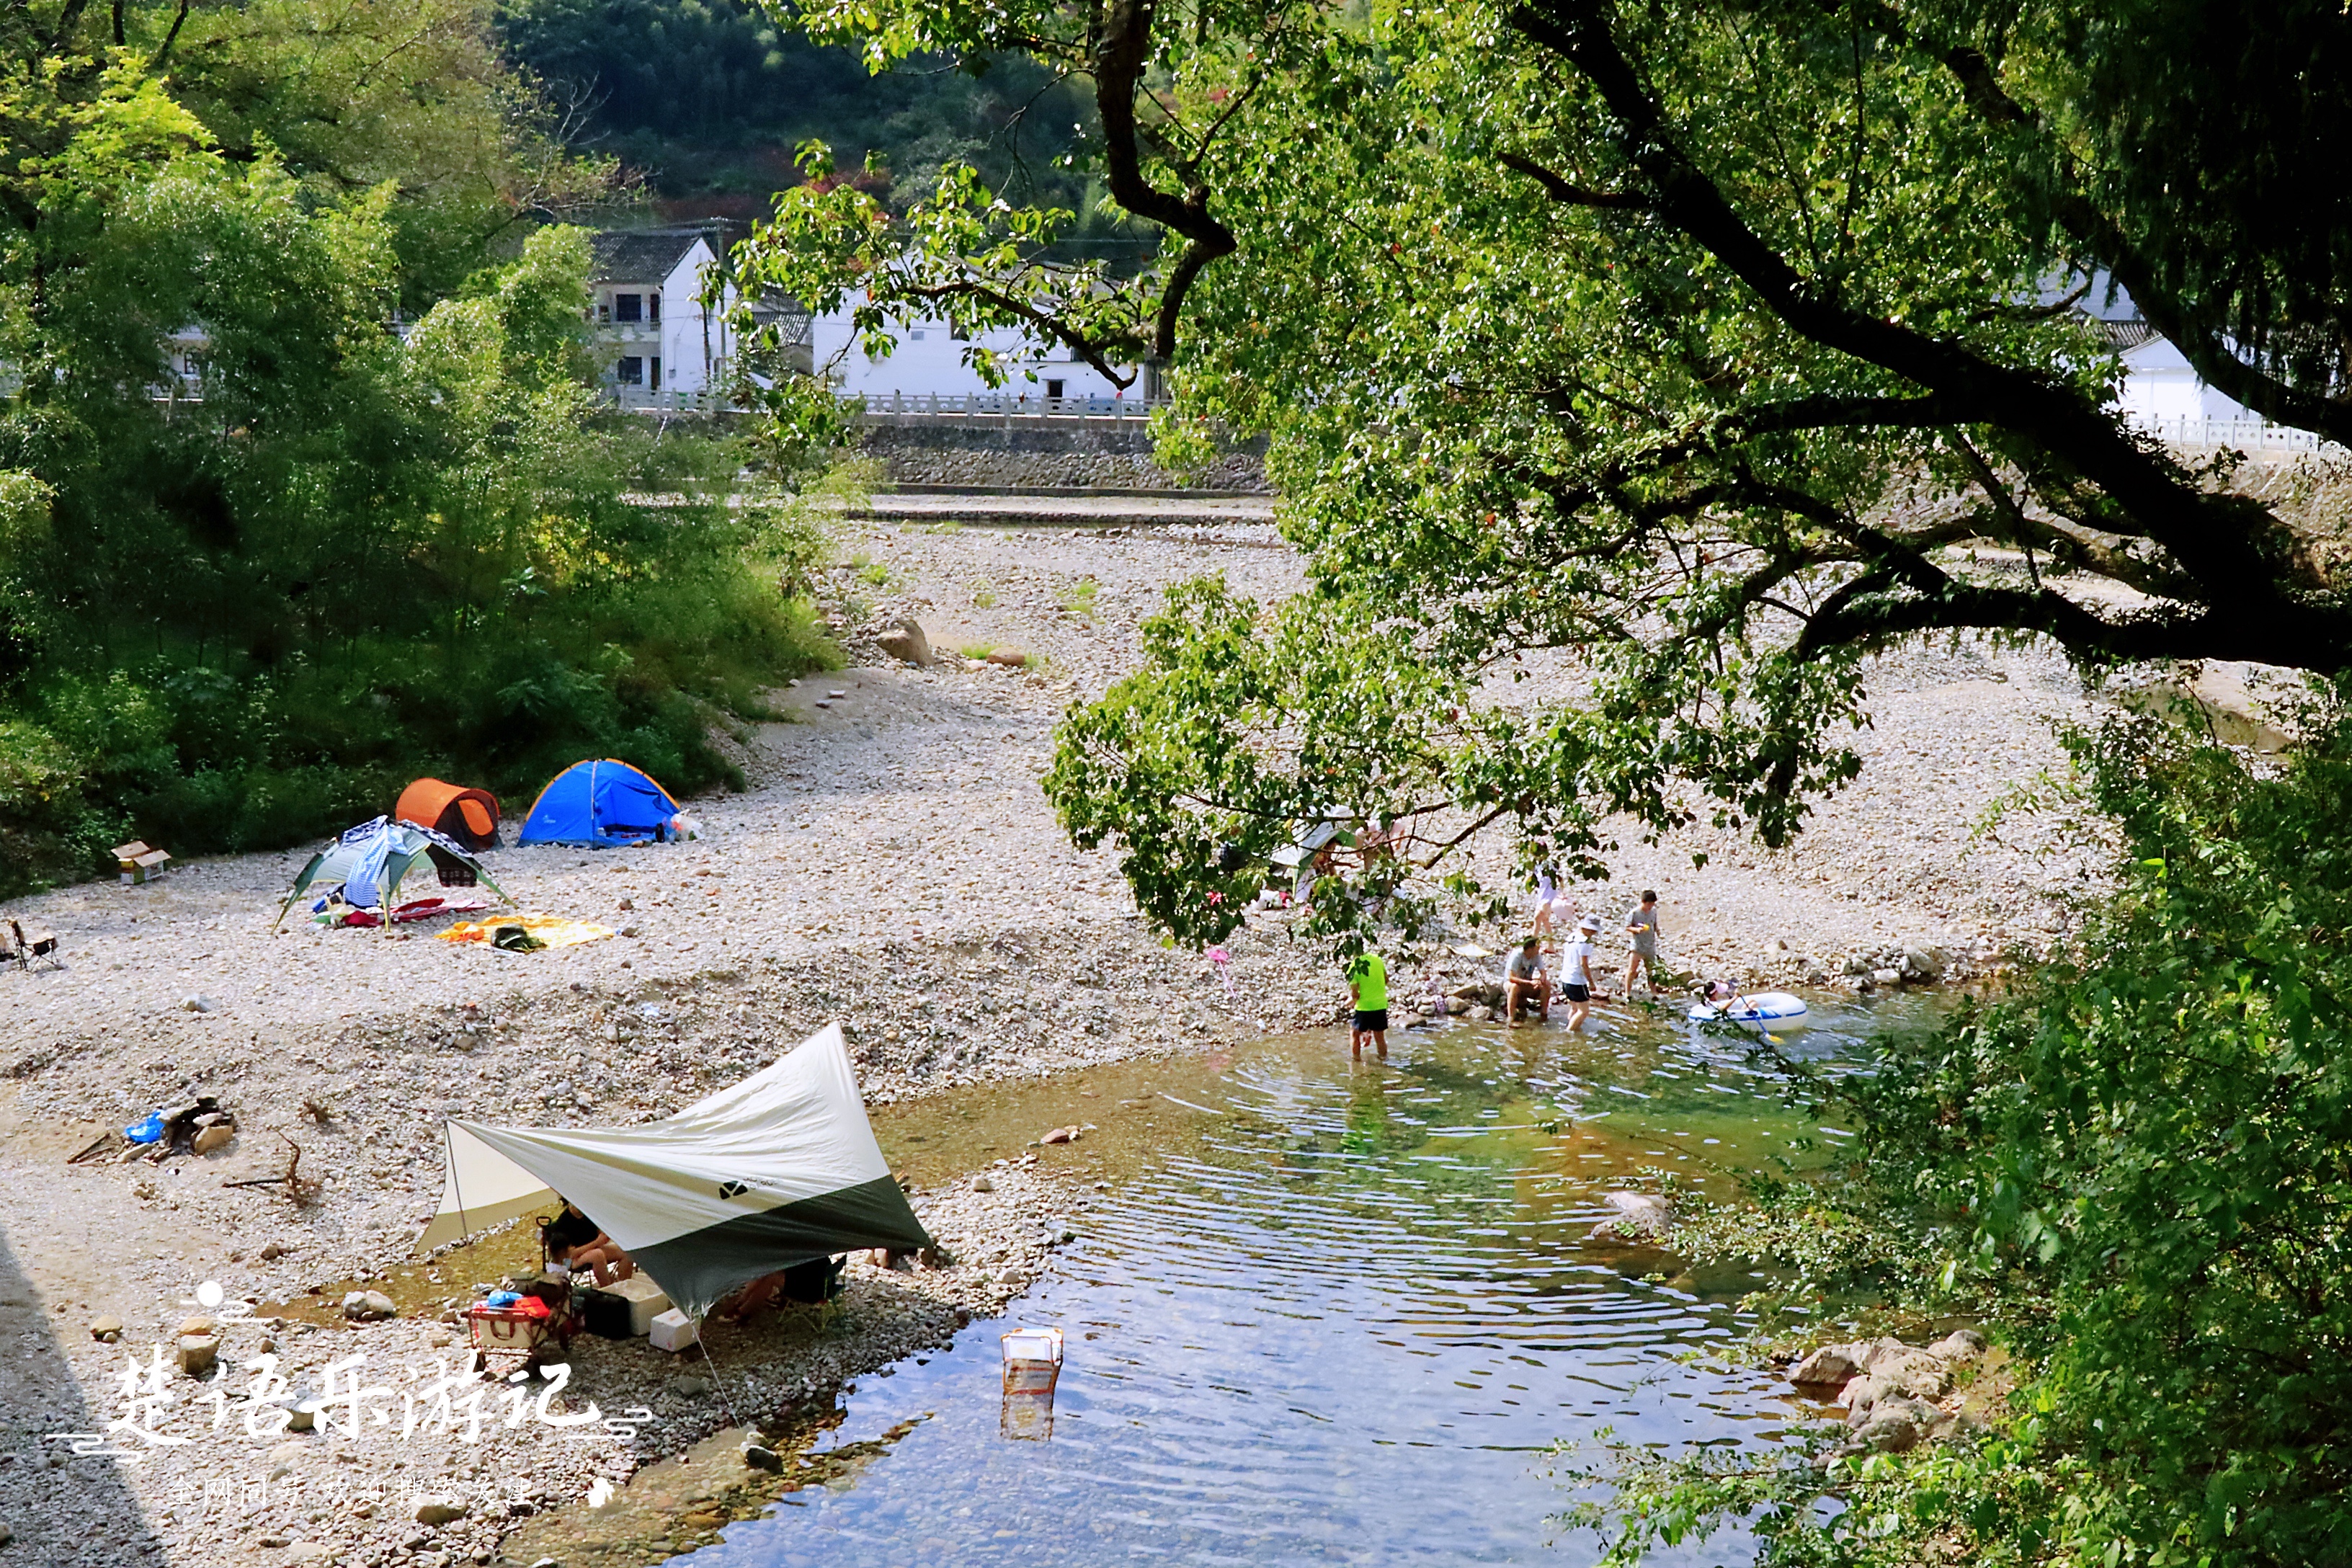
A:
595 1275 670 1336
649 1309 699 1353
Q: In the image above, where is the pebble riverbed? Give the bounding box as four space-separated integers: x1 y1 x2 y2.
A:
0 514 2137 1565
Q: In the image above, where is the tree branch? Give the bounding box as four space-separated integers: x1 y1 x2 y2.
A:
1505 0 2347 667
1878 1 2352 449
1091 0 1236 361
1497 151 1648 209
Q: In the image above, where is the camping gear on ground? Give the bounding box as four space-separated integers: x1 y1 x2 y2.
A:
417 1023 933 1320
515 759 684 849
119 1097 231 1153
1688 991 1811 1028
327 894 495 929
4 918 60 972
275 816 510 931
394 779 502 855
466 1273 576 1374
649 1308 699 1353
781 1255 846 1306
581 1275 671 1338
436 914 613 950
579 1290 632 1339
110 840 172 884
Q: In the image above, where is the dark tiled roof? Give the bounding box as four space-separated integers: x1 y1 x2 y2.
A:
588 228 717 285
2091 318 2160 352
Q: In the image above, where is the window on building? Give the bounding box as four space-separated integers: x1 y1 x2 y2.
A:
617 357 643 385
598 303 610 323
909 328 926 340
1046 378 1066 399
651 358 662 391
648 293 660 323
615 293 642 323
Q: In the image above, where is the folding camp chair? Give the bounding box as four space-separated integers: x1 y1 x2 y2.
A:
6 919 59 973
782 1255 848 1332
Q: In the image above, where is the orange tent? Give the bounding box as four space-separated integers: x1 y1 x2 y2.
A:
394 779 502 851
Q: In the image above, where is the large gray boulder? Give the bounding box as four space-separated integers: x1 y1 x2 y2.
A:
876 618 932 667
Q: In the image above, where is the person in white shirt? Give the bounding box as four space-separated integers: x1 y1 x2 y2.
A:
1563 917 1603 1030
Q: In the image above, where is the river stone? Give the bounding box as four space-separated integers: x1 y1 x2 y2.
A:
89 1314 122 1343
741 1442 783 1472
1852 1397 1934 1453
985 648 1030 668
1789 1340 1893 1388
191 1123 234 1154
413 1497 467 1526
176 1335 220 1377
1900 947 1946 982
342 1289 398 1322
1587 1191 1673 1244
1928 1328 1988 1362
876 618 932 667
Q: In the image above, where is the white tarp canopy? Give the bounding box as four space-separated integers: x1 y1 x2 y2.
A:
416 1023 930 1318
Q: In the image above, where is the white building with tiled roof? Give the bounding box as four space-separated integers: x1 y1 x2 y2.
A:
587 228 742 406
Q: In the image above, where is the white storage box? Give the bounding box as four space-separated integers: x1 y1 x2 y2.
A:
605 1274 671 1336
1001 1326 1064 1395
649 1308 699 1353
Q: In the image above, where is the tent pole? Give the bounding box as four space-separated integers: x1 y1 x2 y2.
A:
447 1121 472 1252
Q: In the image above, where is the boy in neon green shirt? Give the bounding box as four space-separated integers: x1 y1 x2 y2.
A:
1347 950 1389 1060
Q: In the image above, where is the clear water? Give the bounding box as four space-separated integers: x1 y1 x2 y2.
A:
684 994 1939 1567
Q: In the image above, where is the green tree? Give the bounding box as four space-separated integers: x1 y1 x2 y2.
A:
0 3 828 892
1556 703 2352 1565
741 0 2352 945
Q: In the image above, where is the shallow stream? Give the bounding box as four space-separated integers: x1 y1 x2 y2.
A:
676 990 1946 1567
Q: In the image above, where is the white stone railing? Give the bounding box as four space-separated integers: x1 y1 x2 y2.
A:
2129 414 2348 457
850 391 1167 422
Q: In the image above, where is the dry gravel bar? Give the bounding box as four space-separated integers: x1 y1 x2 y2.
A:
0 515 2147 1565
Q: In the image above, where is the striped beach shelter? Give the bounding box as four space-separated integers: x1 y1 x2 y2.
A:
416 1024 931 1319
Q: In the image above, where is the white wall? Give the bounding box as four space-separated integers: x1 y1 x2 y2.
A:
658 244 734 396
808 308 1131 401
2118 334 2257 425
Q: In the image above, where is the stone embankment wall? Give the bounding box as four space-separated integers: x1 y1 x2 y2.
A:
858 420 1270 492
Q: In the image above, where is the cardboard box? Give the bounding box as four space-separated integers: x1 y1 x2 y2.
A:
605 1273 670 1336
111 842 172 885
648 1308 698 1353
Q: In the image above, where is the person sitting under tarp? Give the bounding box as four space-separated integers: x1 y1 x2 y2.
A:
715 1255 846 1324
540 1201 636 1286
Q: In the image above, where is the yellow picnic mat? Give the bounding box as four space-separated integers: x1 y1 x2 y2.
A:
436 914 615 950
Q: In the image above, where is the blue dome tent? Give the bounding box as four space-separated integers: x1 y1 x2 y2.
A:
516 759 683 848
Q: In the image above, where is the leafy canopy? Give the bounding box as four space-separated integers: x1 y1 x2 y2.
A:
744 0 2352 948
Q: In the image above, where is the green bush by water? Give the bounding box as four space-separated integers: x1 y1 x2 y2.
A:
1574 689 2352 1567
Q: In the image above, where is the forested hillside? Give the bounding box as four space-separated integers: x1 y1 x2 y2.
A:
495 0 1123 231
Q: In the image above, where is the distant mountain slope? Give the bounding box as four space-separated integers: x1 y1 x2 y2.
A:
496 0 1119 230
